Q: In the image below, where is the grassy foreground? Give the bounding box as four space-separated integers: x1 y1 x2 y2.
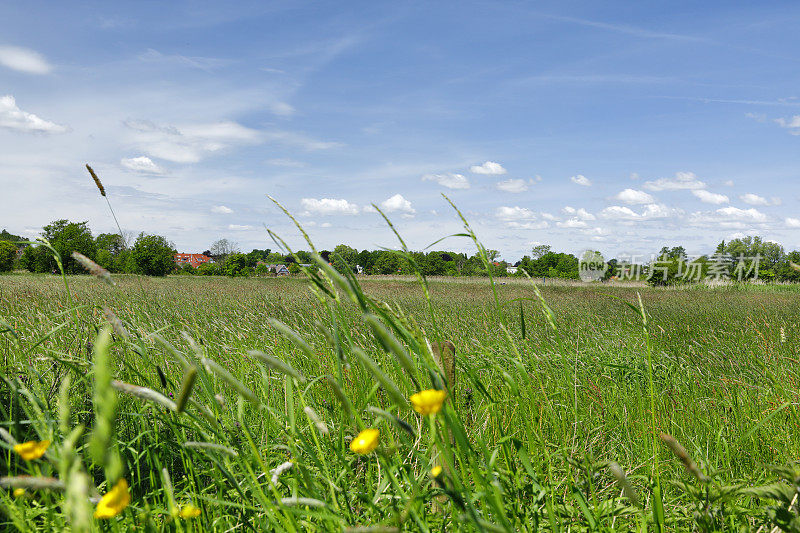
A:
2 263 800 530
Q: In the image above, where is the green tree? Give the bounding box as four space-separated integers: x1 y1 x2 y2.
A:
332 244 358 274
131 234 176 276
288 262 300 275
40 220 97 274
225 253 248 277
0 241 16 272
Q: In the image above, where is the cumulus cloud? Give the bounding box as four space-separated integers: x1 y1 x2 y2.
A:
496 206 536 220
775 115 800 135
0 95 67 134
690 206 768 227
121 156 164 174
644 171 705 191
124 119 261 163
786 217 800 228
614 188 655 205
556 218 588 228
301 198 359 215
562 206 595 220
380 194 415 215
0 46 51 74
211 205 233 214
570 174 592 186
469 161 507 175
692 189 729 204
422 173 470 189
496 178 528 193
600 203 677 220
739 193 780 206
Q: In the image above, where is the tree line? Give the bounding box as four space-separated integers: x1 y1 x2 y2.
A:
1 220 799 283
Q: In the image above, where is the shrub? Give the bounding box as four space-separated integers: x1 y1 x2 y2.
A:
131 234 176 276
0 240 16 272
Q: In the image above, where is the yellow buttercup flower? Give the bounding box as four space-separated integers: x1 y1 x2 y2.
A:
94 479 131 519
13 488 26 498
13 440 50 461
349 428 380 455
431 466 443 478
410 389 447 415
179 504 202 519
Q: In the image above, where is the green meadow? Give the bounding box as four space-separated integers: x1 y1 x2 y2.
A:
2 268 800 531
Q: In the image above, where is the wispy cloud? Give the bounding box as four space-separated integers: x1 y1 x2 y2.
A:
644 171 705 191
0 46 51 74
539 13 706 42
121 156 164 174
422 173 470 189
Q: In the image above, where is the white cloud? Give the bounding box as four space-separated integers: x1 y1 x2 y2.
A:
0 46 51 74
469 161 507 175
124 119 261 163
496 206 537 220
600 203 677 220
380 194 415 215
570 174 592 186
121 156 164 174
0 95 67 134
724 180 734 187
739 193 771 206
714 206 768 222
644 171 705 191
556 218 588 228
775 115 800 134
692 189 729 204
228 224 254 231
506 221 549 230
422 173 470 189
562 206 595 220
211 205 233 214
541 212 557 221
267 158 305 167
786 217 800 228
614 188 655 205
600 206 641 220
301 198 359 215
496 178 528 193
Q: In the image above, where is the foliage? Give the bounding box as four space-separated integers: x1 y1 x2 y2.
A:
130 233 176 276
0 240 17 272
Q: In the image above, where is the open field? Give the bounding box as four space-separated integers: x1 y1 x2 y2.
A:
2 272 800 531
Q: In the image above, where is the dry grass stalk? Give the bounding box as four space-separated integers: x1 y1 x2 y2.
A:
85 164 105 196
72 252 114 285
660 433 708 482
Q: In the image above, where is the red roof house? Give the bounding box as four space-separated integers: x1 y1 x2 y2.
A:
174 253 212 268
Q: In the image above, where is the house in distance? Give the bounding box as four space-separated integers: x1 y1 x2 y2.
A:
174 253 212 269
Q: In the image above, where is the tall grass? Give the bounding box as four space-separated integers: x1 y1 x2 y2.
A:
1 208 800 531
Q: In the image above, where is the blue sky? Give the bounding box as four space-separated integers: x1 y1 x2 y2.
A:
1 1 799 261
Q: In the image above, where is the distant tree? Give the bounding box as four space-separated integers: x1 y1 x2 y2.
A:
288 262 301 275
19 246 37 272
332 244 358 274
224 253 248 277
531 245 552 260
177 263 195 275
0 229 24 243
255 263 271 276
131 234 176 276
39 220 97 274
295 250 312 264
373 251 401 274
0 241 16 272
320 250 331 263
197 262 221 276
210 239 239 262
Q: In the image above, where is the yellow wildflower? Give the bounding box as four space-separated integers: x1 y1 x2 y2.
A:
431 466 443 478
349 428 380 454
13 488 26 498
179 504 202 519
410 389 447 415
13 440 50 461
94 479 131 519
